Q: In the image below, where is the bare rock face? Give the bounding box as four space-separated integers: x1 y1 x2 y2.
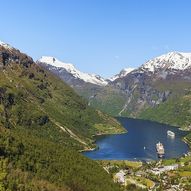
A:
0 44 34 68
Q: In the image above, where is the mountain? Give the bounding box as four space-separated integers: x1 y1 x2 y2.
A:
140 52 191 73
38 56 135 85
0 41 124 191
37 57 133 116
109 68 135 82
38 51 191 130
38 56 108 86
110 51 191 129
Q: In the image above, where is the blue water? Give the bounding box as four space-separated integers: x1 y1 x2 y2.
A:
83 118 189 161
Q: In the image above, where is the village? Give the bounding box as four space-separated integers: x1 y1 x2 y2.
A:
99 153 191 191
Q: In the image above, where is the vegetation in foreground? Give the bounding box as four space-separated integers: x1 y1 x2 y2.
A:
0 45 124 190
0 126 122 191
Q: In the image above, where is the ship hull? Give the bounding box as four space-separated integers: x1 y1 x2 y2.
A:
157 153 164 158
156 142 165 158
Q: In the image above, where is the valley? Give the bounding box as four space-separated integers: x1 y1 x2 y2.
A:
38 52 191 140
0 40 191 191
1 1 191 190
37 51 191 190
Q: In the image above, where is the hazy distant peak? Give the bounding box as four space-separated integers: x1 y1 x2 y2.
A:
109 68 135 81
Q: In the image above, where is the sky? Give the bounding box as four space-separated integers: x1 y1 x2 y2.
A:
0 0 191 78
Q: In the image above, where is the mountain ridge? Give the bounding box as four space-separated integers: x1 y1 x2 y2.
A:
0 40 14 50
138 51 191 73
38 51 191 85
38 56 108 86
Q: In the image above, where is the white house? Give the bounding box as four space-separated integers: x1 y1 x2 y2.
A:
150 164 179 175
115 170 126 184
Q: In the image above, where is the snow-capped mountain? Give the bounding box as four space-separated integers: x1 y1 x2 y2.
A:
38 56 108 86
140 52 191 73
109 51 191 117
109 52 191 83
109 68 135 81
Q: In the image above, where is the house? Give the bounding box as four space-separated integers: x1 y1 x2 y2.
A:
150 164 179 175
114 170 126 184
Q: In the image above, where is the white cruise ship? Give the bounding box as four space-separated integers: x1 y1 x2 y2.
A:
156 142 165 158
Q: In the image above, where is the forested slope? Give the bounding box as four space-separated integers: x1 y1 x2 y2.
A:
0 43 123 191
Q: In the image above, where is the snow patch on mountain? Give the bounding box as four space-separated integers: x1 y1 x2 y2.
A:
109 68 135 81
38 56 108 86
141 52 191 72
0 41 13 50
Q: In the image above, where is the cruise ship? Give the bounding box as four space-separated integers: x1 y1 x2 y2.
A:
167 130 175 138
156 142 165 158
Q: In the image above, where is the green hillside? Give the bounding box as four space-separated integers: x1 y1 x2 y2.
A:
75 85 128 116
138 80 191 129
0 45 124 191
138 94 191 129
138 80 191 145
0 126 121 191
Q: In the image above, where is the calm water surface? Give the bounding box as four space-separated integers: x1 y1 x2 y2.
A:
83 118 189 161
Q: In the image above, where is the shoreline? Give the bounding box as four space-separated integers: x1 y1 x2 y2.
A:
182 137 191 152
81 118 191 161
79 147 97 153
79 130 127 153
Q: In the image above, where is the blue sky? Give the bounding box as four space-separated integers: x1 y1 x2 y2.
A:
0 0 191 78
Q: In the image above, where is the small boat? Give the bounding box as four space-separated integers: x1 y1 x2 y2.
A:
167 130 175 138
156 142 165 158
144 146 146 150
